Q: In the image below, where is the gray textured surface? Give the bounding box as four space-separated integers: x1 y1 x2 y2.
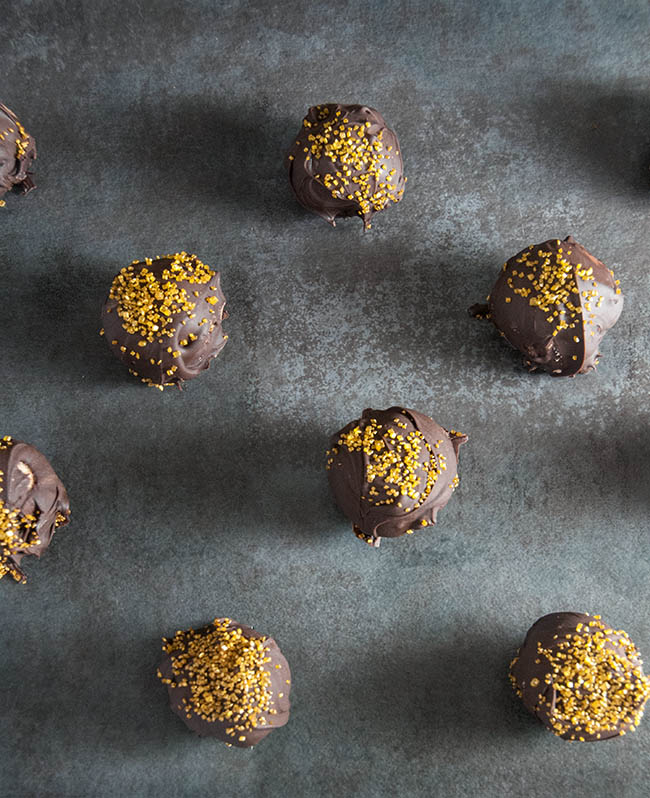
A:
1 1 650 796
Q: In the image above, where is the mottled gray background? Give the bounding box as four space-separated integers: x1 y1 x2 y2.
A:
1 1 650 796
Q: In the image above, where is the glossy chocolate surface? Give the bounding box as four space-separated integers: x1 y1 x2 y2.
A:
286 104 405 228
470 237 623 376
327 407 466 546
101 253 228 389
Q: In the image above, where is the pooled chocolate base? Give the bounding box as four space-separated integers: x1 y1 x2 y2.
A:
285 104 405 229
327 407 467 546
0 104 36 201
0 437 70 583
158 619 291 748
470 237 623 376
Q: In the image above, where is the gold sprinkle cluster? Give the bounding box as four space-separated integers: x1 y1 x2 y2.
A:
0 498 37 582
14 119 30 159
0 116 30 160
327 415 447 510
0 436 30 581
303 106 404 224
512 616 650 741
158 619 278 739
109 252 214 343
502 241 608 338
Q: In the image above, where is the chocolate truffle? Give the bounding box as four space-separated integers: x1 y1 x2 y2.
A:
326 407 467 547
510 612 650 741
285 104 405 229
157 618 291 747
0 436 70 583
470 237 623 376
100 252 228 389
0 103 36 205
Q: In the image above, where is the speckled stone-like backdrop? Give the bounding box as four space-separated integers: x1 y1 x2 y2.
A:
2 1 650 796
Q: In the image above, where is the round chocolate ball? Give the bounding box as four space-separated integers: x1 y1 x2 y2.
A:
0 103 36 205
157 618 291 748
0 436 70 583
326 407 467 547
510 612 650 741
101 252 228 389
470 237 623 376
285 103 405 229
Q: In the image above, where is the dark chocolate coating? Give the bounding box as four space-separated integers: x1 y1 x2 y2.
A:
327 407 467 547
0 437 70 583
510 612 648 741
470 237 623 376
158 619 291 748
0 104 36 201
101 255 228 388
285 104 405 228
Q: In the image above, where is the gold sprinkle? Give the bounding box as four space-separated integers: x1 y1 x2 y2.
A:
158 618 281 738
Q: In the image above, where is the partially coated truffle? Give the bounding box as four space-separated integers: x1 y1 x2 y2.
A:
470 237 623 376
0 436 70 583
510 612 650 741
0 103 36 205
326 407 467 547
285 104 405 229
157 618 291 748
101 252 228 389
